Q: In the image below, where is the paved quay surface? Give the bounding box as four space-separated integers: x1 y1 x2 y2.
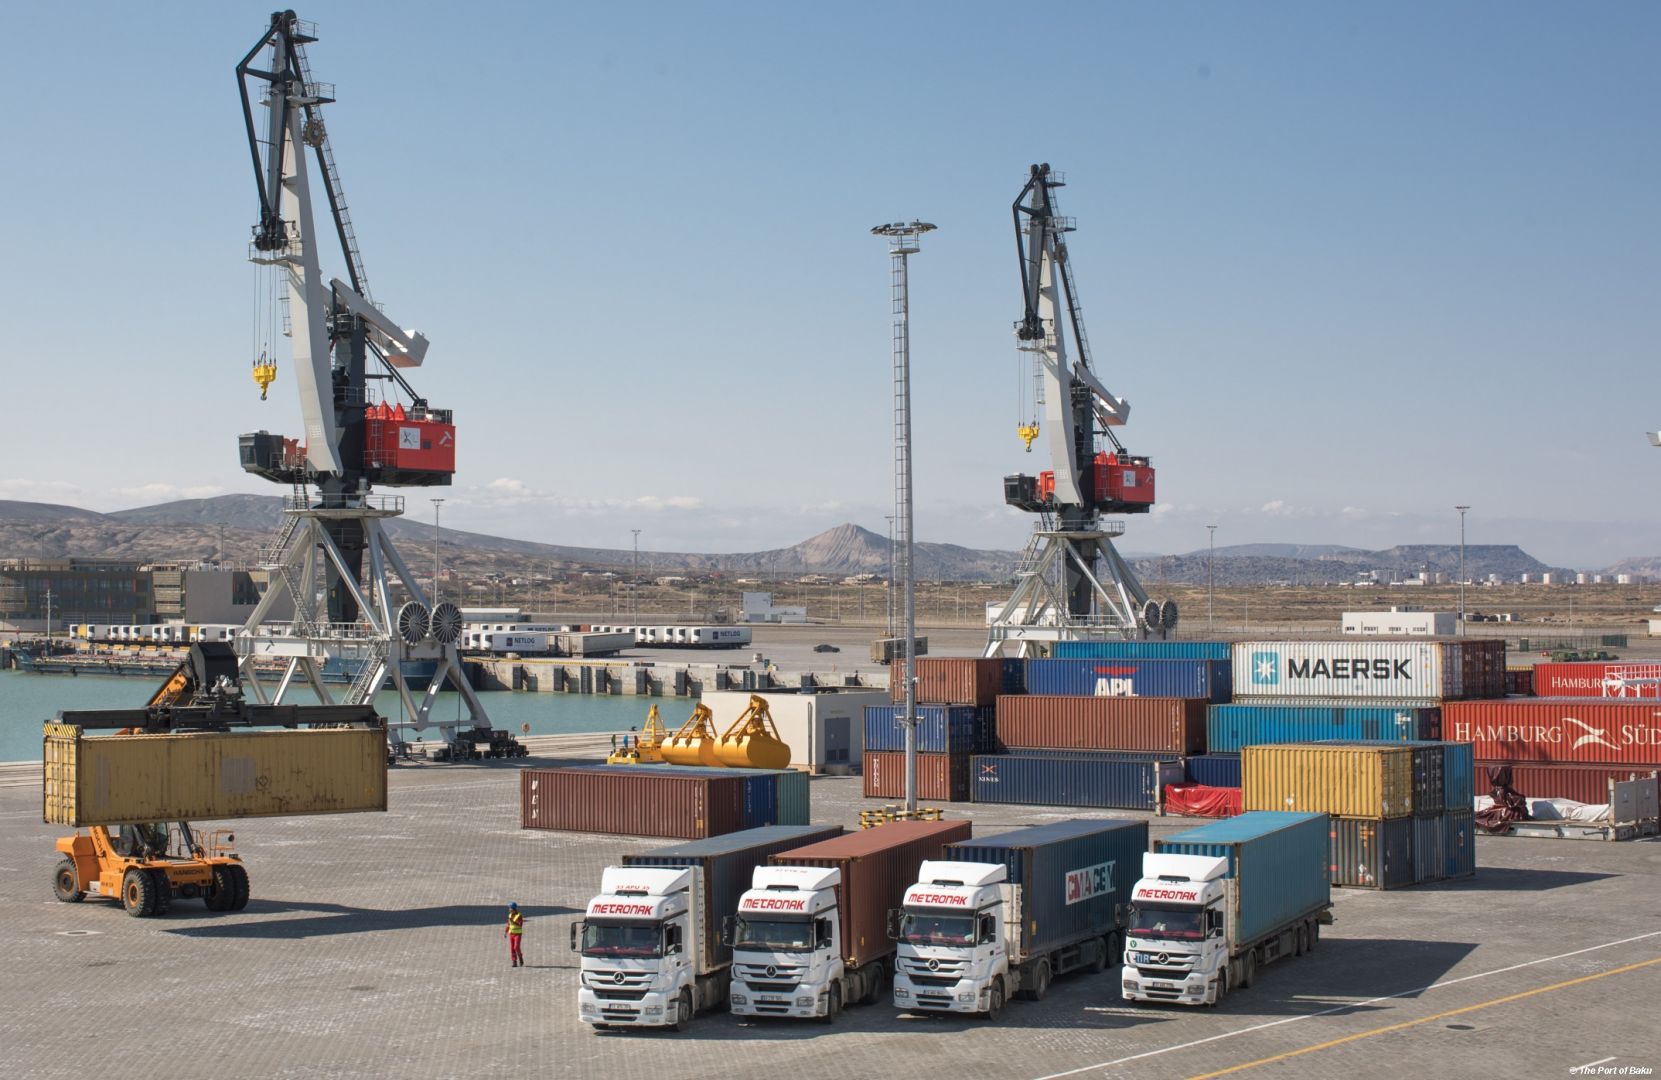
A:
2 743 1658 1080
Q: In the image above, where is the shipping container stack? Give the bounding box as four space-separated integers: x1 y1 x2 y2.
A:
863 658 1013 802
519 764 809 839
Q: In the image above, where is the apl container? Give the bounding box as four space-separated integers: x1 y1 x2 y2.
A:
621 764 809 827
1328 816 1416 890
995 695 1206 754
520 767 746 839
1530 662 1661 699
863 750 972 802
1443 810 1476 879
1185 753 1243 788
1053 640 1234 662
1232 641 1462 701
1242 743 1416 818
623 824 843 967
1205 705 1440 754
888 657 1019 705
1474 761 1661 803
969 753 1183 810
1442 699 1661 766
864 705 994 754
1024 658 1231 702
1154 812 1331 947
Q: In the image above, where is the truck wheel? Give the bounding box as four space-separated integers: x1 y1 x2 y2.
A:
984 978 1004 1021
672 989 693 1032
148 870 171 916
1240 949 1257 990
53 859 84 903
1026 959 1052 1002
817 984 841 1025
122 868 156 917
860 963 886 1006
1294 924 1307 957
1093 936 1113 973
1210 969 1228 1007
1307 920 1319 952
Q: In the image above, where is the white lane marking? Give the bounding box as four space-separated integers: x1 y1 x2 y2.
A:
1572 1057 1617 1072
1032 929 1661 1080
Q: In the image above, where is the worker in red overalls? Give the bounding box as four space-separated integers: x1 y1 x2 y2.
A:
505 902 524 967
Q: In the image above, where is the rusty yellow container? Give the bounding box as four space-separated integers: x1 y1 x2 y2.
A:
43 724 387 826
1242 743 1415 819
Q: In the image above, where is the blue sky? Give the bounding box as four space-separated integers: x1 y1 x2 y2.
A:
1 2 1657 568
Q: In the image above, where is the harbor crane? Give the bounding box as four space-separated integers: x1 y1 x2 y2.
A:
987 164 1175 656
232 11 504 756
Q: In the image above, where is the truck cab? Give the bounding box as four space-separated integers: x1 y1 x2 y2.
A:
725 865 843 1021
891 860 1009 1017
573 866 702 1030
1121 853 1230 1006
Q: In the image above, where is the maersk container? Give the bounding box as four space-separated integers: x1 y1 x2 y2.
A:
1204 705 1441 754
1242 743 1415 819
864 705 994 754
1442 811 1475 880
624 764 809 827
1328 816 1415 890
1232 641 1461 702
1153 812 1331 948
1053 640 1234 662
1185 754 1242 788
969 753 1183 810
623 824 843 968
995 695 1206 754
946 818 1148 957
1024 658 1231 702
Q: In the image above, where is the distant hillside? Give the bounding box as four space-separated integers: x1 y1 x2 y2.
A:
1196 543 1364 560
1134 544 1569 586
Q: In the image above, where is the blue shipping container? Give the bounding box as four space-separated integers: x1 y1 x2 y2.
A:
1441 743 1475 810
999 658 1027 695
864 705 994 754
623 824 843 966
1025 658 1232 702
1443 810 1475 880
1412 813 1445 885
1053 641 1234 662
624 764 809 826
970 753 1184 810
1155 812 1331 946
947 819 1148 956
1205 705 1441 754
1185 754 1243 788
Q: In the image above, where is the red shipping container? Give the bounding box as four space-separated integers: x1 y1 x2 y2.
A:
1529 662 1661 700
519 767 745 838
1476 761 1661 804
1443 699 1661 766
889 657 1004 706
995 695 1206 754
862 750 972 802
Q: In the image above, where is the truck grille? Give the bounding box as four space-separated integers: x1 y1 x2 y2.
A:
898 956 966 981
584 969 652 1001
734 962 805 987
741 981 797 993
592 988 648 1001
905 974 958 988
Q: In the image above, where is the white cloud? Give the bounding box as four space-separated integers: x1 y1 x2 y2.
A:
487 477 529 495
0 477 86 502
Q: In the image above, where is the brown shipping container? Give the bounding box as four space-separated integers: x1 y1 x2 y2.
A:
520 767 745 839
1458 640 1508 699
770 818 973 969
862 750 971 802
42 724 387 827
1476 761 1661 804
890 657 1003 706
995 695 1206 754
1242 743 1416 819
1443 699 1661 767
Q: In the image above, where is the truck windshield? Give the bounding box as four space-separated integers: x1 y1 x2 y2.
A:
732 916 814 952
1130 905 1204 941
899 912 976 946
581 921 663 958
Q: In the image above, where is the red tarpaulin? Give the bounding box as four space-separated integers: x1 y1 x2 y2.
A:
1164 784 1242 819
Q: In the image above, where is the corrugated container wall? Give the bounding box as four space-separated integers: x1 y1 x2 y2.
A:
1024 658 1231 702
888 658 1020 706
627 764 809 827
946 819 1148 956
770 819 972 969
1476 762 1660 803
1053 640 1234 662
970 753 1183 810
1328 816 1415 889
1443 811 1476 879
1459 640 1509 698
520 768 745 839
863 751 972 802
1154 812 1331 946
623 824 843 968
995 696 1207 754
1185 754 1243 788
1412 814 1445 885
1242 743 1416 818
1205 705 1441 754
1442 700 1661 766
1530 662 1661 699
864 705 994 754
1232 641 1459 701
42 725 387 826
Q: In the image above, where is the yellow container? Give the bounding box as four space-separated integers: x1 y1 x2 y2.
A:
43 724 387 826
1242 743 1415 819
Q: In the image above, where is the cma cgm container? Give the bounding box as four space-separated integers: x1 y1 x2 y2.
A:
970 753 1183 810
864 705 994 754
888 657 1022 705
1233 641 1463 702
1186 754 1243 788
1205 705 1440 754
1530 662 1661 699
1475 762 1661 803
1242 743 1416 818
623 824 844 967
1024 658 1231 702
1329 816 1415 889
863 751 972 802
1442 699 1661 766
42 725 387 826
1053 640 1234 662
996 696 1206 754
628 764 810 827
521 767 746 839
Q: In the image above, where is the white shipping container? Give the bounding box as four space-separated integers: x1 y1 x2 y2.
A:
489 633 549 653
1232 640 1461 701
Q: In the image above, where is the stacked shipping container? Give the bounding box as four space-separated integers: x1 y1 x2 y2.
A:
519 764 810 839
1443 695 1661 805
865 659 1007 801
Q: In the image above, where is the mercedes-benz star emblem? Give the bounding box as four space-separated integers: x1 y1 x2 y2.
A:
612 971 626 984
1157 952 1169 964
927 958 940 971
766 965 777 978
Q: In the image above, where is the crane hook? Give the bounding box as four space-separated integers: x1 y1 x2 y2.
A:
1017 422 1040 452
252 353 277 401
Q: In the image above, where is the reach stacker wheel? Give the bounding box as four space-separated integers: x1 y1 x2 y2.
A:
53 859 84 903
148 870 171 916
122 867 158 918
205 863 246 911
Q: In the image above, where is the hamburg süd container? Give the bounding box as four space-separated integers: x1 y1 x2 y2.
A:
1241 743 1416 819
520 767 746 839
995 695 1206 754
1328 816 1416 890
1204 704 1440 754
888 657 1019 706
1442 699 1661 766
769 818 973 969
1052 640 1233 662
1529 661 1661 700
622 824 843 968
1185 754 1242 789
626 764 810 827
864 705 994 754
969 753 1183 810
1153 811 1331 947
42 725 387 827
863 750 972 802
1232 640 1461 702
1474 761 1660 803
1024 658 1231 702
946 818 1148 957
